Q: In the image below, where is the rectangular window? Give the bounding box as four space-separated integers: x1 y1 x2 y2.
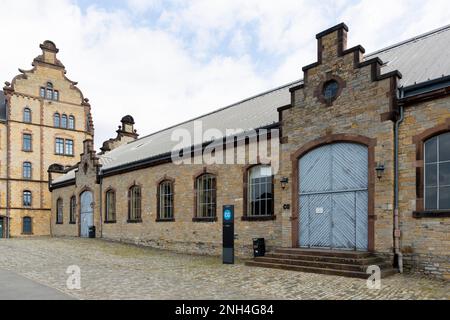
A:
23 134 32 152
23 162 32 180
55 138 64 155
70 197 76 224
65 139 74 156
40 88 45 98
46 89 53 100
159 182 174 220
105 191 116 222
53 91 59 101
425 133 450 210
196 175 216 219
248 166 274 217
128 186 142 222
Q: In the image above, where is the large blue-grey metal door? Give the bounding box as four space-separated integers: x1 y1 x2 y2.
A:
80 192 94 238
299 143 368 251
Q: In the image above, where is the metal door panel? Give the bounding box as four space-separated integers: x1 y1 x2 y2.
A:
332 144 368 191
300 145 332 194
299 195 310 248
332 192 356 250
356 191 369 251
80 192 94 238
308 194 331 248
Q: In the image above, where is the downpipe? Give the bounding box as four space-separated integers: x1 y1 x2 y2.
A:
394 104 404 273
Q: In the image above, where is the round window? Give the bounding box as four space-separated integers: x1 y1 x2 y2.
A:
323 80 339 101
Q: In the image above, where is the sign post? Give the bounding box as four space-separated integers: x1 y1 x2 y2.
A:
223 205 235 264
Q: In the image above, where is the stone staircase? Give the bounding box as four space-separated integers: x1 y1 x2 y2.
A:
245 248 397 279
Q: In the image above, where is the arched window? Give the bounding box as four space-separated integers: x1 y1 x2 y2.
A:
46 82 54 100
22 217 32 235
424 132 450 210
128 185 142 222
195 174 216 219
70 196 76 224
54 113 60 127
61 114 68 128
158 180 174 221
105 190 116 223
23 191 32 207
246 165 274 217
23 107 32 123
68 116 75 130
23 162 32 179
56 198 63 224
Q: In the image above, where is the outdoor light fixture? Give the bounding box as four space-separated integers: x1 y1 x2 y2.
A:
376 164 385 180
281 177 289 190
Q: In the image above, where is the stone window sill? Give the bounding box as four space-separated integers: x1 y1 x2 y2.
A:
156 218 175 223
413 211 450 219
56 222 63 225
192 217 217 223
242 215 277 222
69 222 77 225
104 220 117 224
127 219 142 224
21 233 33 236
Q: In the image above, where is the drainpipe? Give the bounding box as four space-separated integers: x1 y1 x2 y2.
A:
394 99 404 273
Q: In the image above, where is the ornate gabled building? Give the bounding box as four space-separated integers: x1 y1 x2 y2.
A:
0 41 93 238
49 23 450 279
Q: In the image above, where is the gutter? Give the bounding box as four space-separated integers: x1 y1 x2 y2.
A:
393 97 405 273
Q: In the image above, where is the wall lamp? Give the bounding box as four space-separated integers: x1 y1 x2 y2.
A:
281 177 289 190
376 164 385 180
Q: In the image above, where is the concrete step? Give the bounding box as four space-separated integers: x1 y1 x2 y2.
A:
245 261 397 279
254 257 392 272
265 253 386 265
273 248 372 259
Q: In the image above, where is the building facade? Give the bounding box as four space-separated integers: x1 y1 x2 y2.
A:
0 41 93 238
49 24 450 279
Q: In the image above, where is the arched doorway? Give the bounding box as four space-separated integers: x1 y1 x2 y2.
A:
298 142 369 251
80 191 94 238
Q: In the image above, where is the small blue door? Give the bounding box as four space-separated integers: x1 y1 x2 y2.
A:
80 192 94 238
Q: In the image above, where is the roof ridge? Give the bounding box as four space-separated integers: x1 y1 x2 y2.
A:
366 24 450 57
125 79 302 145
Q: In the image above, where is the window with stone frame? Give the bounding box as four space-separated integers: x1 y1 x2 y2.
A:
105 190 116 222
23 134 32 152
22 217 32 235
68 116 75 130
70 196 76 224
128 185 142 222
41 82 59 101
61 114 68 128
158 180 174 220
23 190 32 207
65 139 74 156
195 174 216 219
424 132 450 210
23 162 32 180
23 107 32 123
55 138 64 155
56 198 63 224
54 113 60 127
247 165 274 217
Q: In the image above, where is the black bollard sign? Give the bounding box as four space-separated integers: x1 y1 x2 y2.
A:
223 205 235 264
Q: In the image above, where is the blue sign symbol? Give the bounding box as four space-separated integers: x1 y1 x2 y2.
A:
224 209 232 221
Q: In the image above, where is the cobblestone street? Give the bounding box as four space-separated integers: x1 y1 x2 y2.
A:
0 238 448 300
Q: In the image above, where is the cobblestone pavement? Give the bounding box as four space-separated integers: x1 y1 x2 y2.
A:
0 238 448 300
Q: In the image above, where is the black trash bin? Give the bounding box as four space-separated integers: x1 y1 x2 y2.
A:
253 238 265 257
88 226 96 239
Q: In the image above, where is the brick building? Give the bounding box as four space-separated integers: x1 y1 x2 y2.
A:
0 41 93 238
49 24 450 278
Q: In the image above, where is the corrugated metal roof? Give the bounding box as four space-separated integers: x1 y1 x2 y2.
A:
0 91 6 121
52 24 450 184
366 24 450 87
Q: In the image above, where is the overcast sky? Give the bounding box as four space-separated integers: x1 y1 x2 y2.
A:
1 0 449 147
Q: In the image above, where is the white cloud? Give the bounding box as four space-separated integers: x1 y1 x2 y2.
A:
1 0 449 148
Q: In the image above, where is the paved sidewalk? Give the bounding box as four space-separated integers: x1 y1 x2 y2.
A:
0 238 448 300
0 269 74 300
